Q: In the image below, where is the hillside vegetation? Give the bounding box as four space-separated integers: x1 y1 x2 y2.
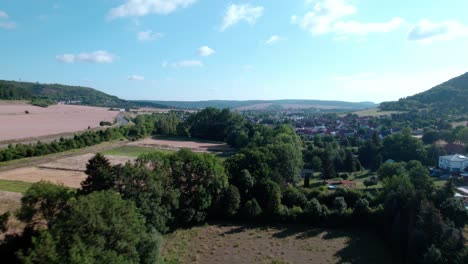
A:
0 80 167 109
380 72 468 115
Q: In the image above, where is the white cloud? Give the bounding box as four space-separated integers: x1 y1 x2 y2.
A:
108 0 196 20
265 35 281 45
56 50 116 64
198 46 215 56
220 4 264 31
290 15 298 24
137 30 164 42
296 0 405 37
162 60 203 68
128 74 145 81
408 19 468 43
0 10 16 29
0 10 9 19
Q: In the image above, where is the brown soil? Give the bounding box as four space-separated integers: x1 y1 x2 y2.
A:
0 167 86 188
128 137 232 153
163 224 398 264
0 104 118 142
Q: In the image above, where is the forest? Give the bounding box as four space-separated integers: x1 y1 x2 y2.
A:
0 107 466 263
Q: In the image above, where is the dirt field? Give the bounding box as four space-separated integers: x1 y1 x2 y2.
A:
128 137 232 153
0 104 118 142
0 191 23 238
0 167 86 188
162 224 398 264
39 153 135 171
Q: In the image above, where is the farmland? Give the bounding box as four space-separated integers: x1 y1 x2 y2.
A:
127 136 232 153
0 103 119 143
161 224 398 264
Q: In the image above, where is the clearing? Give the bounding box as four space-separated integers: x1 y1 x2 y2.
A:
0 103 118 143
161 224 398 264
127 136 232 153
100 145 174 157
0 167 86 188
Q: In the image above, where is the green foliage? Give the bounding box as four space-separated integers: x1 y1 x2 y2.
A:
242 198 262 219
282 185 307 208
382 131 427 162
422 245 444 264
17 182 75 229
304 198 322 220
221 185 241 217
79 153 113 195
333 197 347 213
20 191 162 264
255 180 282 215
377 162 407 180
0 212 10 233
440 198 468 228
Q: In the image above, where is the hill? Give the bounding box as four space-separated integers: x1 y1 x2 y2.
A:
0 80 166 108
135 99 377 111
380 72 468 115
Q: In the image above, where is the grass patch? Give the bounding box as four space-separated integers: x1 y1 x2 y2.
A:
100 146 174 157
348 108 405 117
160 228 199 264
0 179 32 193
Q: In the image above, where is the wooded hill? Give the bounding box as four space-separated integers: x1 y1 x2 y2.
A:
380 72 468 115
0 80 167 109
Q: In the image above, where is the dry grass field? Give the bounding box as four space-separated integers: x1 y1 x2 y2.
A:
0 167 86 188
0 103 118 142
0 190 24 238
39 153 136 171
161 224 398 264
128 137 232 153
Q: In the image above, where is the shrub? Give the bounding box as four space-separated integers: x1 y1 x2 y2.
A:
242 199 262 219
333 197 347 213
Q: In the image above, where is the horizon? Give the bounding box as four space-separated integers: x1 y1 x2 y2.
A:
1 1 468 102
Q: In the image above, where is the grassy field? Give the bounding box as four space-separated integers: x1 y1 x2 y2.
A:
0 179 32 193
348 108 404 117
161 224 398 264
100 146 174 157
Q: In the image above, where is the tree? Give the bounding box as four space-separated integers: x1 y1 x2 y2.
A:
333 197 347 213
304 198 322 221
311 156 322 172
282 186 307 208
377 162 407 180
343 148 356 172
17 182 75 229
422 130 440 145
0 212 9 233
255 180 282 215
80 153 113 195
321 150 336 181
456 127 468 145
406 160 433 194
242 199 262 219
422 245 444 264
20 191 162 264
440 198 468 228
222 185 241 217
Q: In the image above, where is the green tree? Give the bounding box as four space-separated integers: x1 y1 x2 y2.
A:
222 185 241 217
20 191 162 264
80 153 113 195
255 180 282 215
311 156 322 172
17 182 75 229
242 199 262 219
440 198 468 228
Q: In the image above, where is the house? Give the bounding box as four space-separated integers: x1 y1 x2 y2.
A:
439 154 468 173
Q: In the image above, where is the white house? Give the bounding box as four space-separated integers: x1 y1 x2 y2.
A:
439 154 468 172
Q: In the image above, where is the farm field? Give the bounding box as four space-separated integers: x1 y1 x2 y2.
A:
100 145 174 157
39 153 136 171
0 167 86 188
0 103 119 143
127 137 232 153
161 224 398 264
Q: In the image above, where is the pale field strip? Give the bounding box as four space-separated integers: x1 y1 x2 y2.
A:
0 104 118 142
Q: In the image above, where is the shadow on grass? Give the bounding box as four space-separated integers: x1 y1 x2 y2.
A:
212 222 398 264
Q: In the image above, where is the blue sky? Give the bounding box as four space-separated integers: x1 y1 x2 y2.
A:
1 0 468 103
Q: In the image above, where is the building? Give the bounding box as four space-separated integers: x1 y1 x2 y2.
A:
439 154 468 172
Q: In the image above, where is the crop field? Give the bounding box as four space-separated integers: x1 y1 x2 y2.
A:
0 167 86 188
161 224 398 264
128 137 232 153
0 103 118 143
